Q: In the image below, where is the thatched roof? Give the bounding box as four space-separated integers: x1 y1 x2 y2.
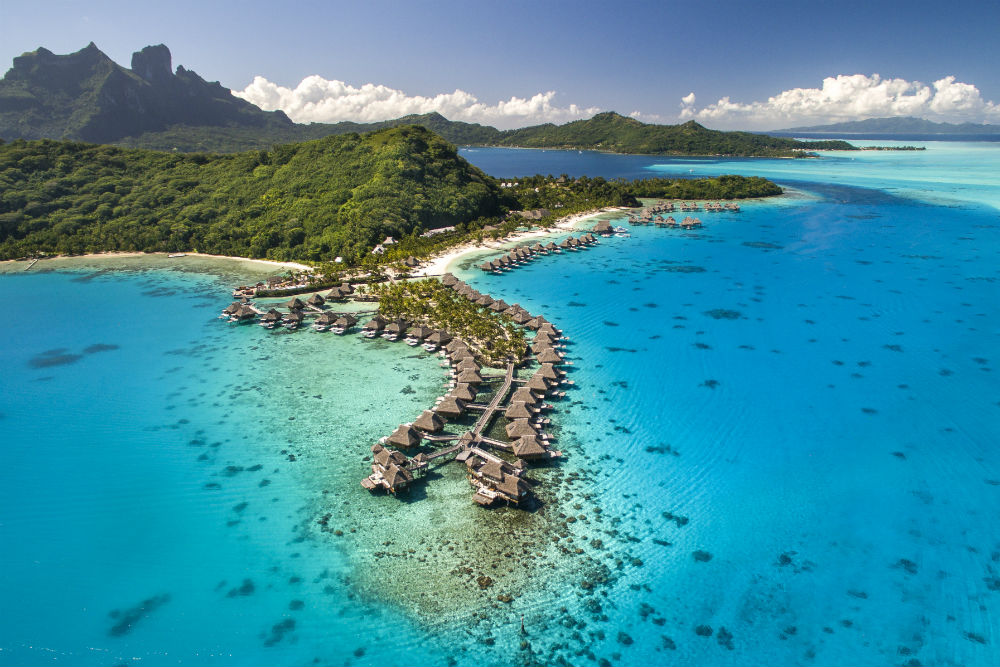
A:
526 374 551 392
374 446 408 468
512 435 547 459
407 325 434 339
339 282 355 294
385 319 409 334
479 460 505 481
479 262 493 271
510 387 540 405
506 419 538 438
307 293 326 307
451 383 477 402
531 243 545 252
441 273 458 286
232 304 257 319
538 363 562 379
282 309 304 322
456 369 483 384
536 348 563 364
504 401 534 420
435 396 466 418
559 239 572 248
383 464 413 490
223 302 240 314
593 220 613 233
325 287 344 300
456 357 480 371
511 311 532 325
490 300 509 312
414 410 444 432
362 317 386 331
285 297 306 310
315 311 338 325
496 473 527 499
545 242 559 251
334 314 358 327
388 423 421 448
427 330 453 345
444 338 465 352
525 317 543 330
260 308 283 322
475 294 494 307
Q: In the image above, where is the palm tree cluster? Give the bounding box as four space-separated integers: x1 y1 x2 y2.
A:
368 279 527 365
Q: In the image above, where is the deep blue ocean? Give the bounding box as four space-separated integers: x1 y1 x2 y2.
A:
1 141 998 666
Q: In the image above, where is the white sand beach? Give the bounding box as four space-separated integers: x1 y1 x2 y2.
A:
412 207 625 277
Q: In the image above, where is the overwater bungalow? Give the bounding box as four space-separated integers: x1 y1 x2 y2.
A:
307 293 326 308
489 299 510 313
441 273 459 287
526 374 551 393
537 322 560 336
339 282 355 295
525 317 544 330
456 357 480 371
388 423 422 449
510 387 542 406
282 310 304 330
445 338 467 353
414 409 445 433
221 302 239 318
285 297 306 311
504 401 535 420
365 444 415 493
405 325 434 346
511 434 550 460
593 220 613 235
511 311 532 325
362 316 387 338
665 216 677 227
258 308 282 329
229 303 257 323
435 395 467 418
332 313 358 335
479 261 494 272
475 294 495 307
467 458 529 506
531 243 546 254
451 383 477 402
382 318 410 341
312 311 338 331
531 338 558 354
536 348 564 364
505 419 538 439
456 368 483 385
559 239 573 250
423 330 452 351
538 363 564 380
545 242 560 253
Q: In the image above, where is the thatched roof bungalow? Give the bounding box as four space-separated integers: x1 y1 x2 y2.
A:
414 410 445 433
504 401 534 420
387 423 421 449
307 293 326 308
451 383 477 402
435 396 467 418
536 348 564 364
285 297 306 310
512 434 548 460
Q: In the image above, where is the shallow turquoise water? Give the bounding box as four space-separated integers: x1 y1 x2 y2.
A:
2 142 999 666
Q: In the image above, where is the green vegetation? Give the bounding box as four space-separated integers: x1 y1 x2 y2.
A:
366 279 527 365
0 126 501 262
0 130 784 263
492 113 856 156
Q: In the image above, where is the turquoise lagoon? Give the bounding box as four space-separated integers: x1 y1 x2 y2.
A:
1 142 998 666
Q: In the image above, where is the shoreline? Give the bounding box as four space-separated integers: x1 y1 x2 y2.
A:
1 251 313 273
412 207 625 278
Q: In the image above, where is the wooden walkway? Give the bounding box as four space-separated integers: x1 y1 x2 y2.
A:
471 362 516 438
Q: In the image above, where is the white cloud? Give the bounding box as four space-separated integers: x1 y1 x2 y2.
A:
233 75 600 129
679 74 1000 129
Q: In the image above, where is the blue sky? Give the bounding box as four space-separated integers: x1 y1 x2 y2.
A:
2 0 998 129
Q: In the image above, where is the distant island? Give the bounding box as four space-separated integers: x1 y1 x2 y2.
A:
1 43 856 157
771 116 1000 136
0 128 782 264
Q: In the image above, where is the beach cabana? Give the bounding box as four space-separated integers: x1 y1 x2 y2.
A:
435 396 467 418
414 410 445 433
388 423 421 449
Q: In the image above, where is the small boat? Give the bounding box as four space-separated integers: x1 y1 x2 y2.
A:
168 253 187 258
